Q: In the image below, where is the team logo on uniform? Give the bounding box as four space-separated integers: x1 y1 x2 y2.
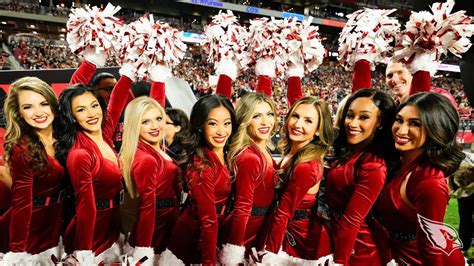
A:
417 214 463 256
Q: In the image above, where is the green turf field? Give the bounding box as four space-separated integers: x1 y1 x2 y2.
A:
445 198 473 263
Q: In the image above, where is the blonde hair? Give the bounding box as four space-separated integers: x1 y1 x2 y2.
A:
278 96 334 180
3 77 58 173
120 96 165 198
228 93 278 173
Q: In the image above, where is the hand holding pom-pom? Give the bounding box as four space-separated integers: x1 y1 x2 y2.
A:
66 3 123 67
393 0 474 75
338 8 400 70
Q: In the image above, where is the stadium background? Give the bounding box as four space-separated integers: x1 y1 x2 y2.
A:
0 0 473 258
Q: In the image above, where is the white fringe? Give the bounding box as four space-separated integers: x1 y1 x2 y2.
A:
73 250 96 265
386 259 398 266
219 243 245 266
260 250 290 265
156 249 184 266
288 253 334 266
31 242 66 265
95 234 125 264
0 251 33 266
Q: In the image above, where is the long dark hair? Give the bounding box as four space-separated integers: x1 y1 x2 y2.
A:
333 89 398 169
165 108 191 163
55 83 107 166
399 92 465 176
187 94 237 170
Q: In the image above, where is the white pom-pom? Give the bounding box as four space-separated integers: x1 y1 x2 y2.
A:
216 58 239 81
156 249 185 266
119 14 187 80
203 10 250 75
66 4 123 58
286 16 325 75
393 0 474 66
338 8 400 70
248 17 291 77
255 57 276 78
219 243 246 265
150 64 172 82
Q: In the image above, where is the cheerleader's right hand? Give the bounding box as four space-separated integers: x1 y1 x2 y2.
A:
83 47 107 67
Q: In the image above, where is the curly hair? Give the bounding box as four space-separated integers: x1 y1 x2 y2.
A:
398 92 465 176
3 77 59 176
55 83 107 166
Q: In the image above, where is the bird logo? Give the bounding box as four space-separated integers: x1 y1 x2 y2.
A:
417 214 463 256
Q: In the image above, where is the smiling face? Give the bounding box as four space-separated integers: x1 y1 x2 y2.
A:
386 62 413 102
139 106 164 147
247 101 276 146
287 103 320 149
345 97 380 149
203 105 233 153
18 90 54 131
392 105 427 158
71 92 103 134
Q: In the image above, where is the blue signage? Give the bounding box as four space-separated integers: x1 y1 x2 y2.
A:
246 6 260 14
191 0 223 7
282 12 304 21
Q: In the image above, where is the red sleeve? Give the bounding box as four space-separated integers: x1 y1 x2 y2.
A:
265 162 320 253
287 76 303 107
150 81 166 108
9 147 33 252
132 154 159 247
413 177 449 266
69 61 96 85
409 71 431 95
67 149 96 250
193 165 218 265
226 152 261 245
352 59 371 92
256 75 272 97
216 74 232 99
103 76 133 140
333 161 386 264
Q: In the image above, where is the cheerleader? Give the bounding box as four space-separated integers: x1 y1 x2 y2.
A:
166 94 237 265
263 96 334 264
120 96 181 265
325 89 396 265
376 93 466 265
55 63 133 264
0 77 65 264
219 93 278 265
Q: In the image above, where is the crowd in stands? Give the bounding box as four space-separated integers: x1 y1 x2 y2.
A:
0 49 10 70
0 0 70 18
3 34 472 120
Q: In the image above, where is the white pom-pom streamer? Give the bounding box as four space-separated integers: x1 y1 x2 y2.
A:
203 10 250 72
393 0 474 67
248 17 292 77
338 8 400 70
66 4 123 57
286 16 325 74
119 14 187 80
